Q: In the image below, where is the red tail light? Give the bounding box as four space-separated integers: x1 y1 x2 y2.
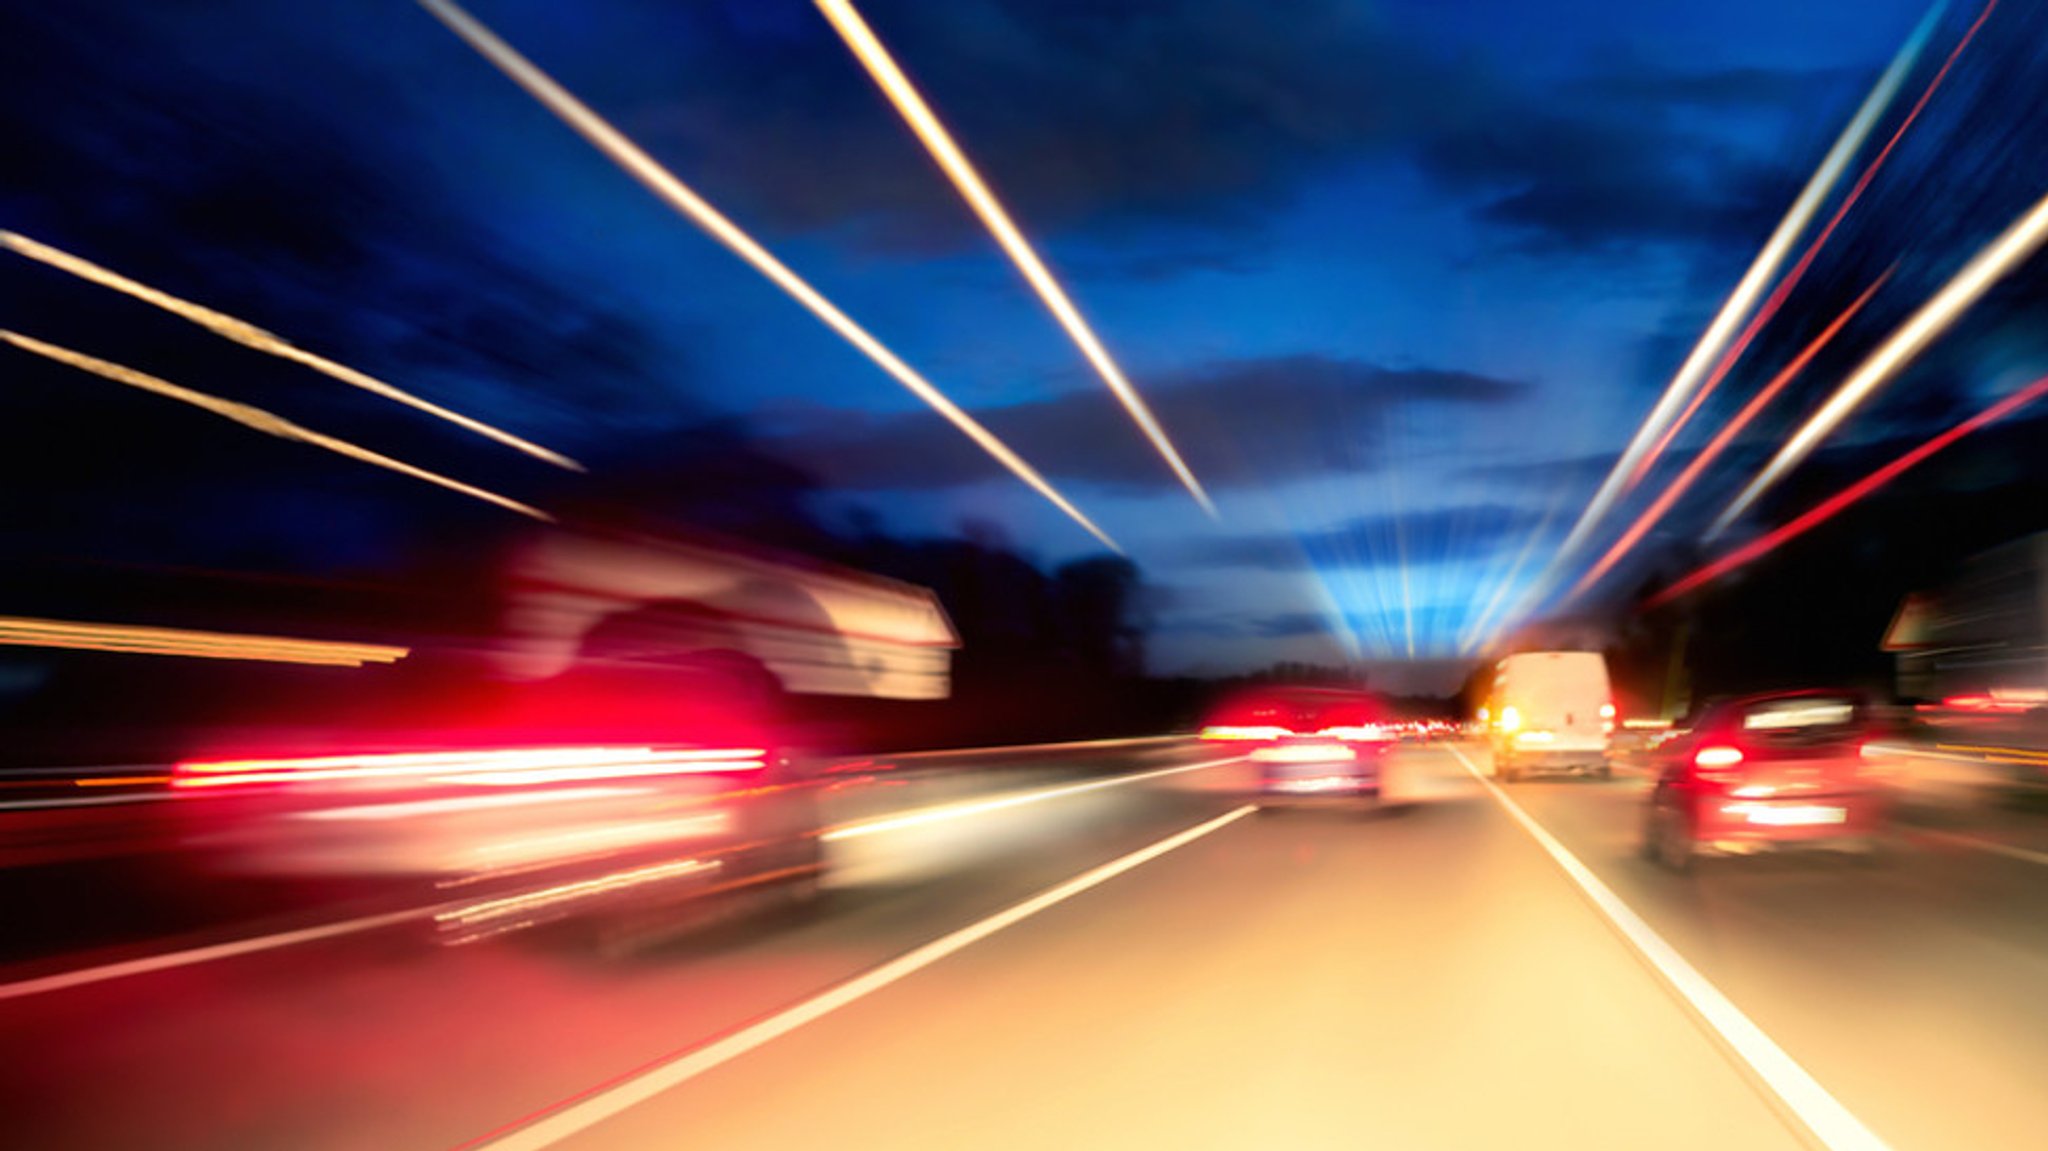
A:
1691 745 1744 783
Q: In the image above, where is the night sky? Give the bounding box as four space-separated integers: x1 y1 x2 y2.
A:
6 1 2044 689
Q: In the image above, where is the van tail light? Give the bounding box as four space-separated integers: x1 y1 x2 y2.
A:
1691 745 1744 783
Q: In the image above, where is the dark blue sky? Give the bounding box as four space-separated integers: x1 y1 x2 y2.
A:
11 0 2043 683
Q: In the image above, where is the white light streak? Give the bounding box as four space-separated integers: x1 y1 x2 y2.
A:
814 0 1215 518
0 231 580 470
418 0 1120 552
1546 2 1945 567
1710 185 2048 534
2 331 551 521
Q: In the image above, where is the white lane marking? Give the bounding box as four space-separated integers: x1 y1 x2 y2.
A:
477 805 1257 1151
1913 827 2048 868
823 755 1245 841
0 906 429 1002
1444 744 1891 1151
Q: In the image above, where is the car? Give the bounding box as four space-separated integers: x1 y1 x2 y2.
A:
170 660 830 948
1486 650 1614 782
1201 686 1394 803
1641 689 1888 871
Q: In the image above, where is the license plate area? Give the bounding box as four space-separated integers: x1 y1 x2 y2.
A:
1725 802 1846 826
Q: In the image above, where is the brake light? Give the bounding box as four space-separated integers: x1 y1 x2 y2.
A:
1694 746 1743 768
1498 705 1521 733
1599 703 1616 719
1600 702 1616 735
1692 745 1744 782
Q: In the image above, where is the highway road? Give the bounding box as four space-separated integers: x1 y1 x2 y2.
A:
4 740 2047 1150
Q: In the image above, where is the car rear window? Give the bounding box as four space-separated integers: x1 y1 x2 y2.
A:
1736 696 1861 746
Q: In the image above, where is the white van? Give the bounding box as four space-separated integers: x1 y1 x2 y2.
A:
1488 651 1613 781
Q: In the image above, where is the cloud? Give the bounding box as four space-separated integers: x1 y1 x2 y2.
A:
766 354 1532 493
1177 504 1547 570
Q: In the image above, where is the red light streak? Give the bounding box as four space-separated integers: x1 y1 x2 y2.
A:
1624 0 1997 494
1568 272 1889 600
172 746 767 789
1646 369 2048 607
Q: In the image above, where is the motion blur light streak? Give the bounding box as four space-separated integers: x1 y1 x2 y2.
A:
1624 0 1996 493
436 857 717 941
1652 371 2048 605
297 788 647 822
173 747 769 789
1200 724 1293 741
1542 2 1943 571
815 0 1216 518
0 615 408 667
1566 273 1891 602
821 755 1243 842
462 815 734 868
419 0 1121 553
1712 187 2048 536
1459 498 1564 654
1 331 552 521
0 231 582 471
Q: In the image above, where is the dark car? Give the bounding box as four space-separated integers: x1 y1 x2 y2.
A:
1642 690 1887 871
1201 686 1394 803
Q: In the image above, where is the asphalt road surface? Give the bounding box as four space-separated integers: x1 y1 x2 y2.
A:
4 740 2046 1150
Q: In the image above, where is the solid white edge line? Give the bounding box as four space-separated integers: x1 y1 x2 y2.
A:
0 906 429 1002
1443 744 1891 1151
479 804 1258 1151
823 755 1246 841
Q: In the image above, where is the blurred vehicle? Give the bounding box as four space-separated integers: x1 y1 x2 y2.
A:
1888 532 2048 796
1641 690 1887 872
1201 686 1392 803
1486 651 1613 782
172 527 959 946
